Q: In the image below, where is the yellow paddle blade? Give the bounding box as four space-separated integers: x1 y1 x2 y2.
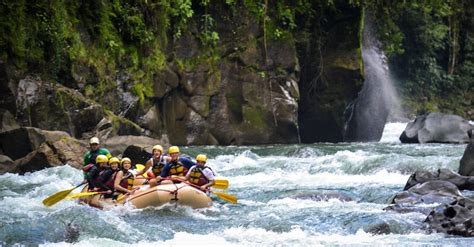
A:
135 164 149 178
213 191 238 204
212 179 229 190
42 183 85 207
136 164 144 171
42 188 75 207
66 191 100 199
116 194 126 202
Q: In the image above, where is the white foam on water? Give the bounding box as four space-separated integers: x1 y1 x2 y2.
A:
42 228 463 247
380 122 407 143
230 169 408 189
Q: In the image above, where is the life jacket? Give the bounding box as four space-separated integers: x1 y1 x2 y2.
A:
168 161 187 177
82 163 95 172
98 168 117 191
189 166 214 186
119 171 134 190
150 156 166 177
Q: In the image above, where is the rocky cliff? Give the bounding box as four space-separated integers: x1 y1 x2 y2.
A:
0 1 363 147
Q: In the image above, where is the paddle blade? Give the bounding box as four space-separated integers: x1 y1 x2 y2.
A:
213 191 238 204
66 191 99 199
116 194 126 202
42 188 75 207
212 179 229 190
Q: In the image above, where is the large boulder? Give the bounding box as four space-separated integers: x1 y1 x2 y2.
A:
122 144 153 166
459 130 474 176
103 135 165 157
403 168 474 191
0 109 20 133
0 127 86 174
425 198 474 237
0 155 14 174
399 112 473 144
392 180 461 205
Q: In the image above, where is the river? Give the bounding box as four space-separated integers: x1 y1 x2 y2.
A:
0 123 472 246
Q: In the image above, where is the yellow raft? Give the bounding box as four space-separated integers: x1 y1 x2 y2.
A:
79 181 212 209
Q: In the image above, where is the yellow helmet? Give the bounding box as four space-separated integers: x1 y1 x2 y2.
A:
152 145 163 153
109 157 120 165
196 154 207 162
96 154 109 164
121 157 131 164
168 146 180 154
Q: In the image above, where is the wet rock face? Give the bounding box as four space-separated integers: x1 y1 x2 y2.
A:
403 168 474 191
392 180 461 205
425 198 474 237
459 130 474 176
122 144 152 166
298 3 364 143
388 168 474 237
0 127 86 174
399 112 473 144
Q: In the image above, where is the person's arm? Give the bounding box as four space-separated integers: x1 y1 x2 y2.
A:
200 168 215 190
135 159 152 177
87 167 100 189
101 148 112 159
184 165 196 181
160 163 171 178
179 157 195 169
83 151 90 166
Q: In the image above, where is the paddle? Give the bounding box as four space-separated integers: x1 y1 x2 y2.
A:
66 191 109 199
170 177 238 204
42 182 85 207
213 179 229 190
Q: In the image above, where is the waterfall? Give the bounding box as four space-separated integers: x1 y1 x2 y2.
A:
343 15 403 142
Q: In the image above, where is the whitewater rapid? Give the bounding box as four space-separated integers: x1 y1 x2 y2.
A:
0 122 472 246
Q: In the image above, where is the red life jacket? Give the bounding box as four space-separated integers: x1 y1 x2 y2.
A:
119 171 134 190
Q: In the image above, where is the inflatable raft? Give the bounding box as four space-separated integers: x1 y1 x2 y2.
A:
79 181 213 209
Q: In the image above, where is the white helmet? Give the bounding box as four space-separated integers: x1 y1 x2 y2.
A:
89 137 100 145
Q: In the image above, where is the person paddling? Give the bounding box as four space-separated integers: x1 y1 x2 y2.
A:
135 145 170 187
90 157 119 198
82 137 111 181
114 157 137 196
160 146 194 180
185 154 215 191
86 154 108 191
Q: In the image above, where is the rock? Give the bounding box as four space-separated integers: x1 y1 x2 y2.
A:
13 143 63 174
0 127 87 174
103 135 163 157
140 106 162 135
93 112 144 140
0 109 20 133
392 180 461 205
425 198 474 237
122 145 153 166
459 130 474 176
404 168 474 191
0 155 15 173
298 3 364 142
364 223 393 235
0 127 69 160
399 112 473 144
14 76 105 138
153 67 178 99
